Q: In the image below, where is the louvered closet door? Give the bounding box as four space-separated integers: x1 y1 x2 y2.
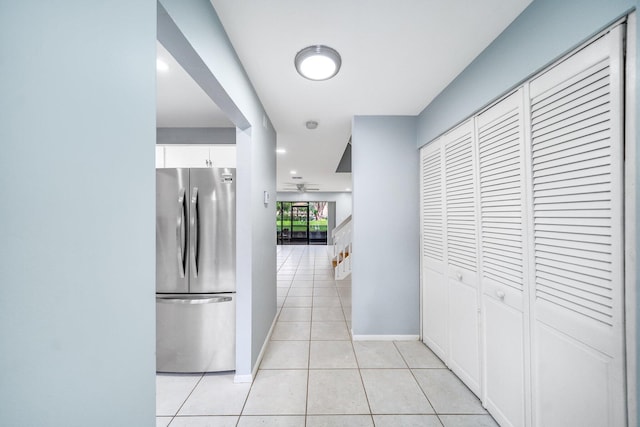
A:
477 89 528 427
443 120 481 393
528 25 625 427
420 138 448 360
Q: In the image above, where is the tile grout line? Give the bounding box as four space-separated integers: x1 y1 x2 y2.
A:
349 308 375 425
393 341 445 426
239 244 297 425
304 246 312 426
165 371 206 425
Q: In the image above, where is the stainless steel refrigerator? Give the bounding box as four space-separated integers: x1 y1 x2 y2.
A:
156 167 236 373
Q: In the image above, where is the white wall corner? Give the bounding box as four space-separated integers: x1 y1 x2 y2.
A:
236 308 278 384
233 374 253 384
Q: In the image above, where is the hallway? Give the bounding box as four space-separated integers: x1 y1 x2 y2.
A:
156 245 498 426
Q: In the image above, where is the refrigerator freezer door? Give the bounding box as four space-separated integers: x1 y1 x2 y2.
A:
156 293 236 373
189 168 236 293
156 168 190 293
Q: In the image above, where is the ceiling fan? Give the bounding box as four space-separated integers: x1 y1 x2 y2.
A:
283 182 320 192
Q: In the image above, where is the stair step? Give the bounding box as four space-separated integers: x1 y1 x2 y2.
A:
331 252 350 268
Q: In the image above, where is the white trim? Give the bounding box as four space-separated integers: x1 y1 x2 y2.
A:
625 11 637 427
233 307 279 384
233 374 253 384
352 334 420 341
419 146 425 344
521 81 535 427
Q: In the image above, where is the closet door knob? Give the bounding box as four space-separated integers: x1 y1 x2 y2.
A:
496 290 505 300
456 272 462 281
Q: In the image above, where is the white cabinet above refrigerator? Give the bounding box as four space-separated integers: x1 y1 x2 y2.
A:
156 144 236 168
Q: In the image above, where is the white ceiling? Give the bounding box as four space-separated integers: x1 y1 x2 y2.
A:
158 1 533 192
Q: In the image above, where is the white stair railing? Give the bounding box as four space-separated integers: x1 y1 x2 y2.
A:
331 215 352 280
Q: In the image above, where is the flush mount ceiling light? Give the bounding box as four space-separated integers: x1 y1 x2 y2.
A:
295 45 341 81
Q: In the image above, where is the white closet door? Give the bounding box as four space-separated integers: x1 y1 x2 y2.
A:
477 89 528 427
528 25 625 427
420 138 448 360
443 120 481 393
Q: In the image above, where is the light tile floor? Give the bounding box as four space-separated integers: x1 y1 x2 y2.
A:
157 245 499 427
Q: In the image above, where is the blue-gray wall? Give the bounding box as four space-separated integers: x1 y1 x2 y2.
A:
418 0 636 145
417 0 639 421
159 0 277 376
0 1 156 426
352 116 420 336
156 127 236 144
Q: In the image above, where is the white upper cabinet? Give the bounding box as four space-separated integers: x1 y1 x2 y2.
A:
164 145 210 168
155 146 165 169
157 145 237 168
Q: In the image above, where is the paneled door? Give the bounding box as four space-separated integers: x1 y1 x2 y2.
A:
420 138 448 360
443 120 481 394
477 89 529 427
528 24 625 427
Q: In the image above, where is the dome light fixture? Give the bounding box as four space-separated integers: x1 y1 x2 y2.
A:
295 45 341 81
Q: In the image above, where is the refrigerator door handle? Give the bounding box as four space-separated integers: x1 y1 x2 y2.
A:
156 296 232 304
190 186 199 278
176 189 187 278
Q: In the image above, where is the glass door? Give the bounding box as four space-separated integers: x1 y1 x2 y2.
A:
290 203 309 244
276 202 292 245
276 201 328 245
309 201 328 244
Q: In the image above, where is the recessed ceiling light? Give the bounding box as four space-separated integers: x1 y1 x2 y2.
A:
295 45 341 81
156 59 169 72
276 148 286 154
290 170 297 175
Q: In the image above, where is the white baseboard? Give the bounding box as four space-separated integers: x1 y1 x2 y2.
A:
234 308 279 384
233 374 253 384
352 334 420 341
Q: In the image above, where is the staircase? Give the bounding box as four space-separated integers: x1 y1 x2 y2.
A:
331 215 352 280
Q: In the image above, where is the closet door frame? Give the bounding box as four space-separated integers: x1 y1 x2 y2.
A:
624 12 637 427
